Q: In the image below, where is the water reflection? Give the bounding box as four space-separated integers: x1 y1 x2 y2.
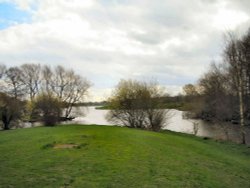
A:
72 106 250 145
72 106 113 125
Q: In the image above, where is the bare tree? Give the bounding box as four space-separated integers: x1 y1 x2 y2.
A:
143 81 171 131
106 79 170 131
41 65 53 95
106 79 147 128
21 63 41 100
52 65 70 99
4 67 26 99
63 75 91 118
192 29 250 144
49 66 91 118
40 65 91 119
0 63 91 127
184 62 235 140
224 32 249 144
183 84 198 96
198 63 233 120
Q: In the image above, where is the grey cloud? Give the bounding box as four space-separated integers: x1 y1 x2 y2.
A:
226 0 250 13
128 30 167 45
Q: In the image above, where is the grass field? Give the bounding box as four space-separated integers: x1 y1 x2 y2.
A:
0 125 250 188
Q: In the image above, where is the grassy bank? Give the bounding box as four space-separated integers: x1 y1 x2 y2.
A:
0 125 250 187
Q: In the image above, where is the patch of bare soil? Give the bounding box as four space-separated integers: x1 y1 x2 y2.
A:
53 144 79 149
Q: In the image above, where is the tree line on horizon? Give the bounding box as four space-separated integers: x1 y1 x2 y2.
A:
0 64 91 129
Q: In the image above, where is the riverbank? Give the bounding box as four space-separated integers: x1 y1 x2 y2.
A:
0 125 250 187
2 106 250 145
74 107 250 145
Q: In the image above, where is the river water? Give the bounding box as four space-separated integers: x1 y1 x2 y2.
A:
71 106 250 145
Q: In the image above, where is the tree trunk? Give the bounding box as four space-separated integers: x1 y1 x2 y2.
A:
239 78 246 144
3 122 10 130
2 115 10 130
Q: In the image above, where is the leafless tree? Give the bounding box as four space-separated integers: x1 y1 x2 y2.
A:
4 67 26 99
52 65 70 99
106 80 147 128
40 65 91 118
21 63 41 100
184 62 235 140
199 63 233 120
224 32 250 144
49 66 91 118
66 76 90 118
0 63 91 128
183 84 198 96
106 79 170 131
41 65 53 95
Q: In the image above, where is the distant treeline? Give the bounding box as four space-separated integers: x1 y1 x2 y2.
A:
96 96 196 111
76 101 108 107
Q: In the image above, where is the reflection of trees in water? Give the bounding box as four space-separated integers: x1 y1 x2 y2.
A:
182 111 199 136
216 121 230 141
164 109 175 127
71 106 87 118
181 110 250 143
182 111 232 140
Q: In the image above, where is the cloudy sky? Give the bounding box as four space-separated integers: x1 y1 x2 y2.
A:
0 0 250 101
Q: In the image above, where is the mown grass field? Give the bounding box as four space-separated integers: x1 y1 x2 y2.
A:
0 125 250 188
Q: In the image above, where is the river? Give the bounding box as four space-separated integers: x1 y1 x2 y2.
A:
70 106 250 145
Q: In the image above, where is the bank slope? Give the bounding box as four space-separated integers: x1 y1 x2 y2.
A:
0 125 250 188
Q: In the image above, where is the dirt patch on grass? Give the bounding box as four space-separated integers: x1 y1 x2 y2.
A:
53 144 79 149
42 142 88 149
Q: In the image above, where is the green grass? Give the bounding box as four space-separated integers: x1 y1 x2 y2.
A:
0 125 250 188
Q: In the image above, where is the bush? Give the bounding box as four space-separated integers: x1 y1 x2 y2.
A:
106 79 170 131
33 94 62 126
0 93 24 130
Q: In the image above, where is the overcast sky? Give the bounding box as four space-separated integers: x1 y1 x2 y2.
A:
0 0 250 101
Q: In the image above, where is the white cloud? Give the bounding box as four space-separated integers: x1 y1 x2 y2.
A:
212 2 249 30
165 85 183 96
